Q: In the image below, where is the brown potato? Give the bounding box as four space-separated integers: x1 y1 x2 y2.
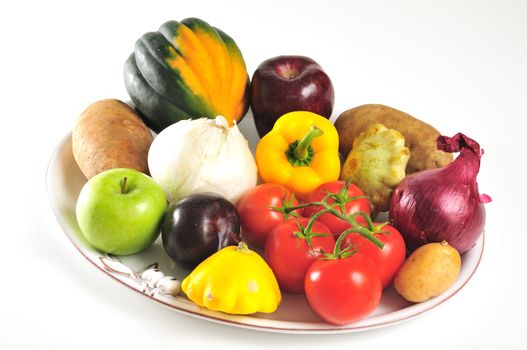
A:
72 99 153 179
394 241 461 302
334 104 453 174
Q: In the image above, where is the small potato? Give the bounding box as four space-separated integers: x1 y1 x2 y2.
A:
335 104 453 174
72 99 153 179
394 241 461 302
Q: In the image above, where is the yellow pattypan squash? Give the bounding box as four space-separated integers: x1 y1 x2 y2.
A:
182 242 281 314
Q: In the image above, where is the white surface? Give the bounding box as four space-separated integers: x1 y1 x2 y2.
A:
1 0 525 348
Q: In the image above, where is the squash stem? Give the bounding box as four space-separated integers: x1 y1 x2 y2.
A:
236 241 250 253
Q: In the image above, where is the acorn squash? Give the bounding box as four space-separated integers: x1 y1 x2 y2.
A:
124 18 250 133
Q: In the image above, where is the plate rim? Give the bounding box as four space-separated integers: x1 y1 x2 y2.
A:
46 132 485 334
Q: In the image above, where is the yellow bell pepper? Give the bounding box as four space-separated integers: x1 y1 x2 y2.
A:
181 242 281 315
255 111 340 196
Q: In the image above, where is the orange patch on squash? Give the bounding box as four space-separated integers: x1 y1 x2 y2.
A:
164 23 248 125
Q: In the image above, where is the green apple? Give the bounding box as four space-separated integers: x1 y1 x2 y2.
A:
76 168 167 255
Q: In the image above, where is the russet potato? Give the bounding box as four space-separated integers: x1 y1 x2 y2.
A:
72 99 153 179
334 104 453 174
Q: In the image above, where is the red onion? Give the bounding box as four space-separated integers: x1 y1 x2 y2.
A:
389 133 491 254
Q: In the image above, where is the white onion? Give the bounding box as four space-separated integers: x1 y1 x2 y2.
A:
148 116 257 204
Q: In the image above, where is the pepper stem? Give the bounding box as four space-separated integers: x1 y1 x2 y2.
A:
294 126 323 160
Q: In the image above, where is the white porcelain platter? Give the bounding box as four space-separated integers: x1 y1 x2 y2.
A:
46 115 484 334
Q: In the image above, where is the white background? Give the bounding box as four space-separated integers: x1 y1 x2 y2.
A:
1 0 526 348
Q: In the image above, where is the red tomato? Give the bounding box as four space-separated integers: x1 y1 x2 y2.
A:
304 253 382 325
303 181 371 236
265 218 335 293
342 223 406 289
238 183 301 248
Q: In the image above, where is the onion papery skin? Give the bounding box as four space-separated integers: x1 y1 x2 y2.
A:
389 133 487 255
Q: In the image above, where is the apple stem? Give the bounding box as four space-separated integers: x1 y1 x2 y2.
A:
121 177 128 194
294 125 323 160
281 68 299 79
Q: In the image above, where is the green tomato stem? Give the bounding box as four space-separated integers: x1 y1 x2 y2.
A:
270 193 302 220
332 226 384 258
303 208 329 235
353 211 375 231
270 187 383 256
301 201 384 252
282 202 318 212
282 192 334 214
316 203 384 250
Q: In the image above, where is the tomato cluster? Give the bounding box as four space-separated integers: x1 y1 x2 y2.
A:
237 180 406 325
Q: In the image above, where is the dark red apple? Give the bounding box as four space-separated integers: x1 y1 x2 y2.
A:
250 55 335 138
